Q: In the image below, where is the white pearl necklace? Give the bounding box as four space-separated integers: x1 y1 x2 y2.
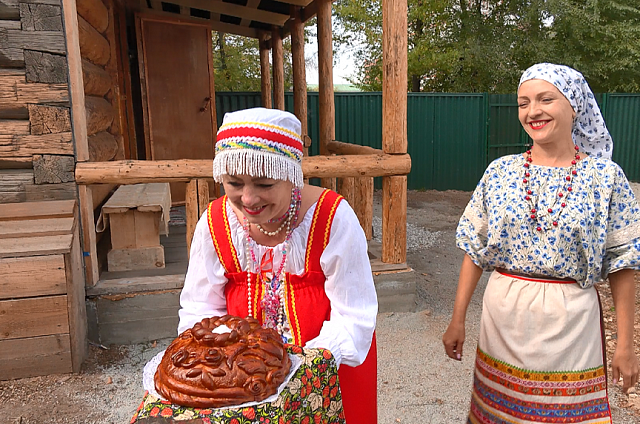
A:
255 191 300 237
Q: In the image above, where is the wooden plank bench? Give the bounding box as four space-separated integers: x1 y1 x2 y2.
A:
0 199 86 381
100 183 170 272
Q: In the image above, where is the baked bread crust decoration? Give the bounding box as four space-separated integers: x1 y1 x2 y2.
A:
154 315 292 408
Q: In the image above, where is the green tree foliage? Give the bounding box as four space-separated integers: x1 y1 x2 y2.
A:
212 32 294 92
333 0 640 92
548 0 640 92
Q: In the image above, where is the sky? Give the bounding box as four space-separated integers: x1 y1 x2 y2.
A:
304 28 355 85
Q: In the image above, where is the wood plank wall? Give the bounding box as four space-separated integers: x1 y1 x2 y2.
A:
0 0 126 207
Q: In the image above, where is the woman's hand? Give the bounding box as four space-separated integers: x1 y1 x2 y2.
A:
443 320 465 361
611 346 639 393
442 255 483 361
609 269 639 393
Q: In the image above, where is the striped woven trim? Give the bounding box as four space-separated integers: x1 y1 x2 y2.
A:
215 139 302 162
216 122 303 155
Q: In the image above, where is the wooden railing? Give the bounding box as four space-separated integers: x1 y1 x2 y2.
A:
75 153 411 283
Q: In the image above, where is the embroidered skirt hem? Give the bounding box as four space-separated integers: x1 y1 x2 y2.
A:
468 271 612 424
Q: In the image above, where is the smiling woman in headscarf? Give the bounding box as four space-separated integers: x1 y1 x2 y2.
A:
177 107 378 424
443 63 640 423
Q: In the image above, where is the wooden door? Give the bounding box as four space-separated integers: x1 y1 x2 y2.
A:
136 15 216 204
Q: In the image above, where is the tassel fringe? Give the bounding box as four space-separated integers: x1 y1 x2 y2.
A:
213 150 304 188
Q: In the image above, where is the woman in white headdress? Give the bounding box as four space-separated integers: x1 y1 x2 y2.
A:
178 107 378 423
443 63 640 423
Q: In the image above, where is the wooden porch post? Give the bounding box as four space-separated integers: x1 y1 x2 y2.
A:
62 0 99 285
290 6 308 156
259 33 272 109
272 27 285 111
317 0 336 190
381 0 408 264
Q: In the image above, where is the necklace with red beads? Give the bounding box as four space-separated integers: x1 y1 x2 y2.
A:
522 145 580 232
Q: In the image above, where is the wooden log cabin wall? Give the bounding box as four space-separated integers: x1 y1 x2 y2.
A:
0 0 126 204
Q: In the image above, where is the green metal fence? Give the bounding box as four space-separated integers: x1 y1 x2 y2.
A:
215 92 640 190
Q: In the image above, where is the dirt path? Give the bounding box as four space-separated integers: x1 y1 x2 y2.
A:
1 189 639 423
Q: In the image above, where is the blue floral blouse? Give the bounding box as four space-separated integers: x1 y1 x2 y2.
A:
457 154 640 288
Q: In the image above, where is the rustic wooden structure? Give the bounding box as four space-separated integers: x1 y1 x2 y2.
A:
0 200 85 380
0 0 409 352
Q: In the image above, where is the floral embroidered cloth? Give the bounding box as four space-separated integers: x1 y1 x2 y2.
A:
457 154 640 288
130 346 345 424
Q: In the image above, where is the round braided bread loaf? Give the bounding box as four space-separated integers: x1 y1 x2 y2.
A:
154 315 291 408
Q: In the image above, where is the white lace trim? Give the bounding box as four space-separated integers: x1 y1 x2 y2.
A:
607 220 640 249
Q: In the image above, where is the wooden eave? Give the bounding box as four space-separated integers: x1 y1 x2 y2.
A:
134 0 320 39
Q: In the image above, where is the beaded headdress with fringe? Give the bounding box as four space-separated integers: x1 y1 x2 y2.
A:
213 107 304 188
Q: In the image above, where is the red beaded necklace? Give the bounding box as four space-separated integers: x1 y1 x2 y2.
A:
522 145 580 232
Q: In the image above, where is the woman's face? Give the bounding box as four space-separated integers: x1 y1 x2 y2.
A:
517 79 576 147
222 175 293 224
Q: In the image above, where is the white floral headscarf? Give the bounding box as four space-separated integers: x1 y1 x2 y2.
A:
519 63 613 159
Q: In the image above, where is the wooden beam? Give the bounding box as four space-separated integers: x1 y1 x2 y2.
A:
163 0 288 26
82 58 111 96
0 46 23 67
0 132 73 156
259 32 271 108
28 104 71 135
239 0 259 26
354 177 373 240
66 219 87 372
276 0 313 6
301 0 321 22
0 169 77 203
336 177 355 207
138 8 260 38
24 50 68 84
185 178 209 255
2 0 62 6
33 154 75 183
62 0 97 289
0 71 69 105
88 130 118 162
326 140 383 155
78 15 110 66
0 20 21 29
0 29 66 54
0 118 29 134
317 0 335 190
291 6 307 155
76 0 109 33
78 185 99 285
85 95 114 136
272 26 284 110
382 0 407 154
19 3 63 31
75 155 412 184
0 1 20 20
381 0 408 265
381 175 407 263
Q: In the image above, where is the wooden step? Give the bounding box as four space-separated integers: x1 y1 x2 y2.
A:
0 234 73 258
0 199 76 221
0 216 75 239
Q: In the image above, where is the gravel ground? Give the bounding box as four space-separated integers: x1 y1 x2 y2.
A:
1 187 640 423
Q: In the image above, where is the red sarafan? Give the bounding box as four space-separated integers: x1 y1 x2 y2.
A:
154 315 291 408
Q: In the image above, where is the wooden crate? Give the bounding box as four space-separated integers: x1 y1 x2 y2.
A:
101 183 170 272
0 200 86 380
